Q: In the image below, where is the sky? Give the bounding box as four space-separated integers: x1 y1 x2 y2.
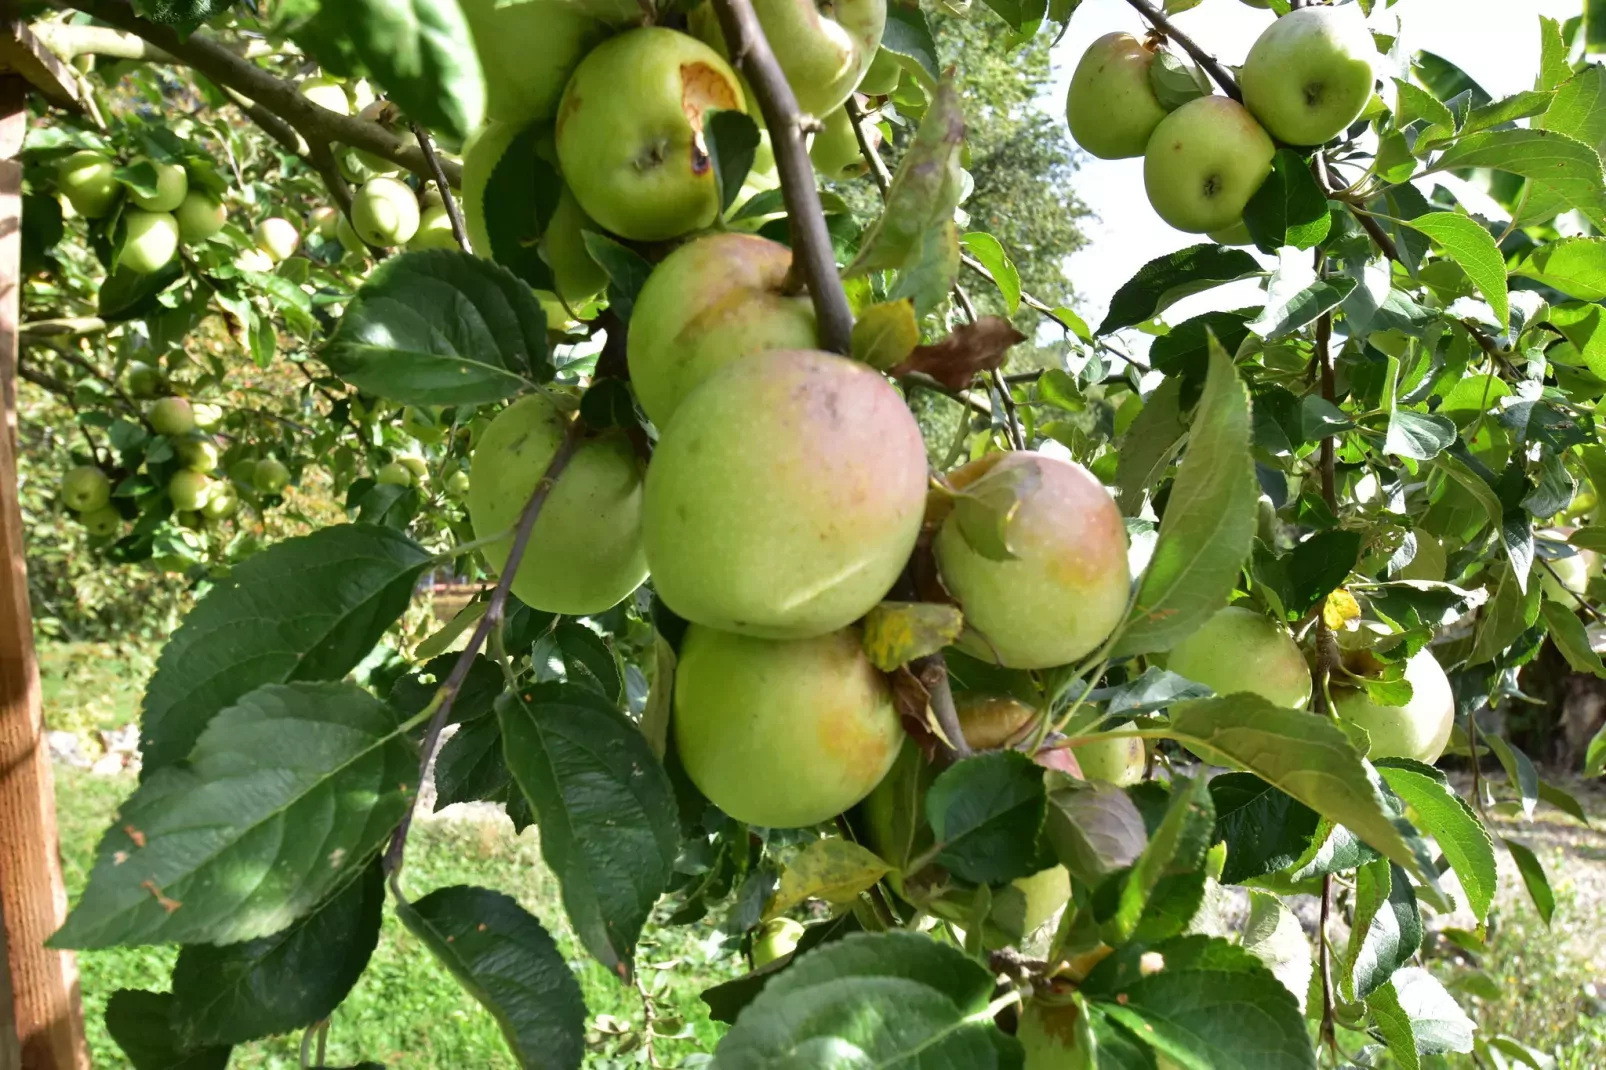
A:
1047 0 1583 330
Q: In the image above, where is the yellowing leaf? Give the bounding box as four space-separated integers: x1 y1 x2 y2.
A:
851 299 920 371
862 602 964 672
1323 590 1361 630
764 839 890 919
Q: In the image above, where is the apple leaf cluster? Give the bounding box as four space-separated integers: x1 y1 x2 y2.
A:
12 0 1606 1068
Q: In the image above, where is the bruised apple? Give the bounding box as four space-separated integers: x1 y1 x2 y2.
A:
555 28 746 241
674 624 904 828
1333 647 1455 763
627 234 818 427
1165 605 1312 709
468 394 646 614
936 452 1130 669
643 350 926 638
1066 33 1169 160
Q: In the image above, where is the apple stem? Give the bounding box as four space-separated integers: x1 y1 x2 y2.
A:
1120 0 1243 103
382 416 588 880
709 0 855 355
411 121 471 252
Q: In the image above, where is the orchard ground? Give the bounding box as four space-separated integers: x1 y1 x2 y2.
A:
41 640 1606 1069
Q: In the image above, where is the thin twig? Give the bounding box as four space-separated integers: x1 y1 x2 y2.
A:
411 121 471 252
1318 874 1337 1058
383 417 586 879
1120 0 1243 102
844 96 892 195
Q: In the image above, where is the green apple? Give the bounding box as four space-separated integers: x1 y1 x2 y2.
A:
234 247 275 273
352 131 413 178
935 453 1130 669
1165 605 1312 709
541 187 609 306
148 396 195 437
192 403 223 430
1240 5 1377 146
121 210 180 274
57 150 121 218
460 120 526 258
299 75 350 114
175 437 220 473
857 48 902 96
1208 218 1255 246
396 454 429 481
1019 994 1088 1067
408 205 459 251
336 213 368 258
674 623 904 828
61 466 111 512
352 176 420 247
468 394 647 614
1144 96 1275 234
1397 533 1448 582
1066 32 1169 160
254 217 301 262
1541 546 1600 608
124 360 161 398
810 104 869 180
1334 648 1455 763
627 233 818 427
751 918 804 968
168 470 214 512
461 0 605 127
79 505 123 538
253 458 291 494
375 461 413 487
310 205 340 240
1070 734 1146 785
555 28 746 242
201 484 239 519
643 350 926 638
128 156 187 213
446 469 472 498
174 190 226 244
694 0 885 117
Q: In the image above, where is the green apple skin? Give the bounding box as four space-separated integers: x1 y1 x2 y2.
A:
1144 96 1275 234
674 624 904 828
79 505 123 538
810 105 868 180
336 213 368 259
253 458 291 494
121 211 180 275
461 0 605 126
1071 735 1146 786
751 918 804 968
460 120 525 257
1397 533 1448 582
253 217 301 262
627 234 818 428
149 397 196 437
124 360 162 398
174 191 227 244
1240 5 1377 146
446 469 472 498
936 453 1130 670
192 403 223 431
1208 218 1255 246
128 156 188 213
1066 33 1169 160
310 205 340 240
1334 648 1455 763
1541 548 1600 608
695 0 885 117
57 150 121 218
857 48 902 96
556 28 746 242
61 466 111 512
375 462 413 487
201 485 239 519
643 350 926 639
1166 605 1312 710
299 75 350 114
469 394 647 614
408 205 460 251
168 470 214 512
175 437 220 473
352 177 420 247
541 187 609 306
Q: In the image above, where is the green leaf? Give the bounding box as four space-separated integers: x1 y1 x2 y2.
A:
1244 149 1332 252
1393 78 1457 145
848 80 965 277
105 990 230 1070
949 454 1042 562
1115 341 1256 656
54 682 417 948
1510 236 1606 300
1103 776 1212 946
498 683 678 978
397 885 588 1068
1114 377 1187 516
961 231 1020 313
1248 265 1357 340
1415 51 1492 107
170 861 383 1046
1148 309 1255 380
473 123 563 290
1504 838 1555 924
1400 212 1509 329
1586 722 1606 777
1242 891 1314 1014
851 299 921 371
346 0 484 141
706 110 760 214
1378 967 1476 1056
433 716 533 830
881 0 941 84
1485 734 1540 819
1099 245 1261 334
712 931 1020 1068
132 0 237 23
1083 936 1316 1070
1427 129 1606 224
1347 860 1422 1000
927 751 1047 885
1374 759 1496 921
1542 598 1606 677
1210 773 1321 885
1045 783 1149 887
323 250 552 406
139 524 431 774
580 231 654 324
1463 91 1556 137
1385 409 1459 460
1539 16 1573 91
99 262 184 322
1538 778 1591 826
1167 696 1434 883
552 621 622 704
1539 65 1606 150
1366 975 1421 1070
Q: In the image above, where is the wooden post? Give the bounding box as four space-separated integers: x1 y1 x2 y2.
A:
0 60 89 1070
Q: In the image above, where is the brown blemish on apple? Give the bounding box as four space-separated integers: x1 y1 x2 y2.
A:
681 62 741 177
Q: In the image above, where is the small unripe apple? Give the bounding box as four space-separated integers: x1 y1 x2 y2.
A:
1541 547 1600 608
556 28 746 242
857 48 902 96
201 484 239 519
148 397 195 437
751 918 804 968
446 469 472 498
1070 734 1146 785
57 150 120 217
810 105 869 181
375 461 413 487
191 403 223 431
1165 605 1312 709
542 187 610 306
1333 648 1455 763
310 205 340 240
174 190 227 243
253 458 291 494
1145 96 1275 234
124 360 162 398
299 75 350 114
1066 33 1169 160
1241 5 1377 146
253 217 301 262
175 437 220 473
396 454 429 481
61 466 111 512
674 624 905 828
336 213 369 258
128 156 188 213
936 452 1130 669
351 176 420 247
627 233 818 427
121 210 180 275
408 205 459 251
168 469 214 512
79 505 123 538
1208 218 1255 247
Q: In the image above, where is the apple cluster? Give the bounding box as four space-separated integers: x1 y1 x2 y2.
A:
1066 6 1377 235
55 149 227 274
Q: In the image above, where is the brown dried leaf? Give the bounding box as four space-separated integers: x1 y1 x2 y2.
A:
891 316 1027 391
